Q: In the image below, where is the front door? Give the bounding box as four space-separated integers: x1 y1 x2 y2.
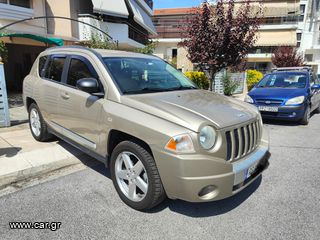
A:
55 55 104 152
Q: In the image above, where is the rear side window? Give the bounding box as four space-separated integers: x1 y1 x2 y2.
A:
45 57 66 82
67 58 96 87
38 56 47 77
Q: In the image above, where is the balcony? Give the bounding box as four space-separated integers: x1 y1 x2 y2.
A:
78 16 145 49
0 3 33 21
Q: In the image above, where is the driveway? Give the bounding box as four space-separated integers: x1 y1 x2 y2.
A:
0 114 320 240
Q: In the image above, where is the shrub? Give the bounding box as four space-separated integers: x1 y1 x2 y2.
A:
0 40 8 63
223 75 240 96
185 71 210 90
246 70 263 91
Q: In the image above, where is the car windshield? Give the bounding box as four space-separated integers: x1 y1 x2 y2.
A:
103 57 198 94
257 72 308 88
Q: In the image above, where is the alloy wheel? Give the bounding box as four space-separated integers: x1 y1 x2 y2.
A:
115 151 148 202
30 108 41 137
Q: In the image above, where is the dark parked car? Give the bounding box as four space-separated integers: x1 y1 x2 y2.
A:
245 67 320 125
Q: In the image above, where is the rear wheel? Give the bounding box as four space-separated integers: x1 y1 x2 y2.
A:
110 141 166 211
28 103 53 141
300 106 310 125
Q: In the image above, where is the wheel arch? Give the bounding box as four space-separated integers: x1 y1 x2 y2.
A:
107 130 154 165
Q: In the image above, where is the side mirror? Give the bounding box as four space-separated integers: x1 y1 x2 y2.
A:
311 84 320 90
76 78 101 95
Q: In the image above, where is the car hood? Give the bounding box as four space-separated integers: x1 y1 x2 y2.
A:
121 90 259 132
249 87 306 99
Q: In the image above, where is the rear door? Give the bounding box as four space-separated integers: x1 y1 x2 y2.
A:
55 55 104 151
38 54 66 125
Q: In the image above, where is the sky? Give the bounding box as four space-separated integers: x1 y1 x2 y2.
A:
153 0 204 9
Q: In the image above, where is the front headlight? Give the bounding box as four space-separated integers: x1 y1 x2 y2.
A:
165 134 195 153
285 96 305 105
244 95 254 103
199 126 217 150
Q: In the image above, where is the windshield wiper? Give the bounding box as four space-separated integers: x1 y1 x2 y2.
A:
166 86 198 91
122 87 168 94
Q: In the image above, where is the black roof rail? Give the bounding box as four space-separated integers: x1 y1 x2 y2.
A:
272 67 313 73
45 45 103 60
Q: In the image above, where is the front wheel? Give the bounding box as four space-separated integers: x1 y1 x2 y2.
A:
300 106 311 125
110 141 166 211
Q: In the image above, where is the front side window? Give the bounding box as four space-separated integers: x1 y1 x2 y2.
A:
257 72 308 89
45 57 65 82
67 58 96 87
103 57 197 94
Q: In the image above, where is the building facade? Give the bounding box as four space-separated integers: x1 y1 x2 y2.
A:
0 0 155 95
298 0 320 74
152 1 300 73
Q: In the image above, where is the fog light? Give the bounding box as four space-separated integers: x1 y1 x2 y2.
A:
198 185 219 200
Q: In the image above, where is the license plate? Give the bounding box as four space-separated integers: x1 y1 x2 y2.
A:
258 106 278 112
246 163 258 179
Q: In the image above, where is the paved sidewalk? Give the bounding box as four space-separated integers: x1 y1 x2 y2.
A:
0 123 88 189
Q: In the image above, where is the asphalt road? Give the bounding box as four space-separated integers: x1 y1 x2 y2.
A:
1 114 320 240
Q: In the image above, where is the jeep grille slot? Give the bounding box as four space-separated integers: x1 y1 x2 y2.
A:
225 120 261 161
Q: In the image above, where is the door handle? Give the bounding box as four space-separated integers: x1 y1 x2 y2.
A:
61 92 70 100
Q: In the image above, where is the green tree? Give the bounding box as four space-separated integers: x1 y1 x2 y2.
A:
134 41 157 54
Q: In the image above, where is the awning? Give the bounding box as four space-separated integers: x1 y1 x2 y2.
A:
0 33 64 46
234 2 299 17
255 30 297 46
128 0 157 35
91 0 129 18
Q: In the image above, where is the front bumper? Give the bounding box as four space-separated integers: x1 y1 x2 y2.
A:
153 128 270 202
255 104 306 121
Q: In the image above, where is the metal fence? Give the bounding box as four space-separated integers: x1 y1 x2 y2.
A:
0 62 10 127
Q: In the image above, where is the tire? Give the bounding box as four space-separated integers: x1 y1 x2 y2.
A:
315 104 320 114
110 141 166 211
28 103 53 141
300 106 311 125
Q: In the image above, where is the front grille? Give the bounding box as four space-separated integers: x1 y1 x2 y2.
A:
225 120 261 161
256 99 283 106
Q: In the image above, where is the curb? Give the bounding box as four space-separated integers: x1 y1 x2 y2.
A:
0 144 85 190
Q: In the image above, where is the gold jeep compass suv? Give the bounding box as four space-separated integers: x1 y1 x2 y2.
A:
23 46 270 211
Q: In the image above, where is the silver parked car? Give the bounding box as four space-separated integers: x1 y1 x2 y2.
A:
23 46 270 211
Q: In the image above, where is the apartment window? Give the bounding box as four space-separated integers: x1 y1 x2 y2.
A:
0 0 31 8
172 49 177 59
305 54 313 62
299 4 305 22
297 33 302 41
300 5 306 14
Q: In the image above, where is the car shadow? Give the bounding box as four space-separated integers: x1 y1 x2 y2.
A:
262 111 319 126
57 140 262 217
149 176 262 217
262 119 300 126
